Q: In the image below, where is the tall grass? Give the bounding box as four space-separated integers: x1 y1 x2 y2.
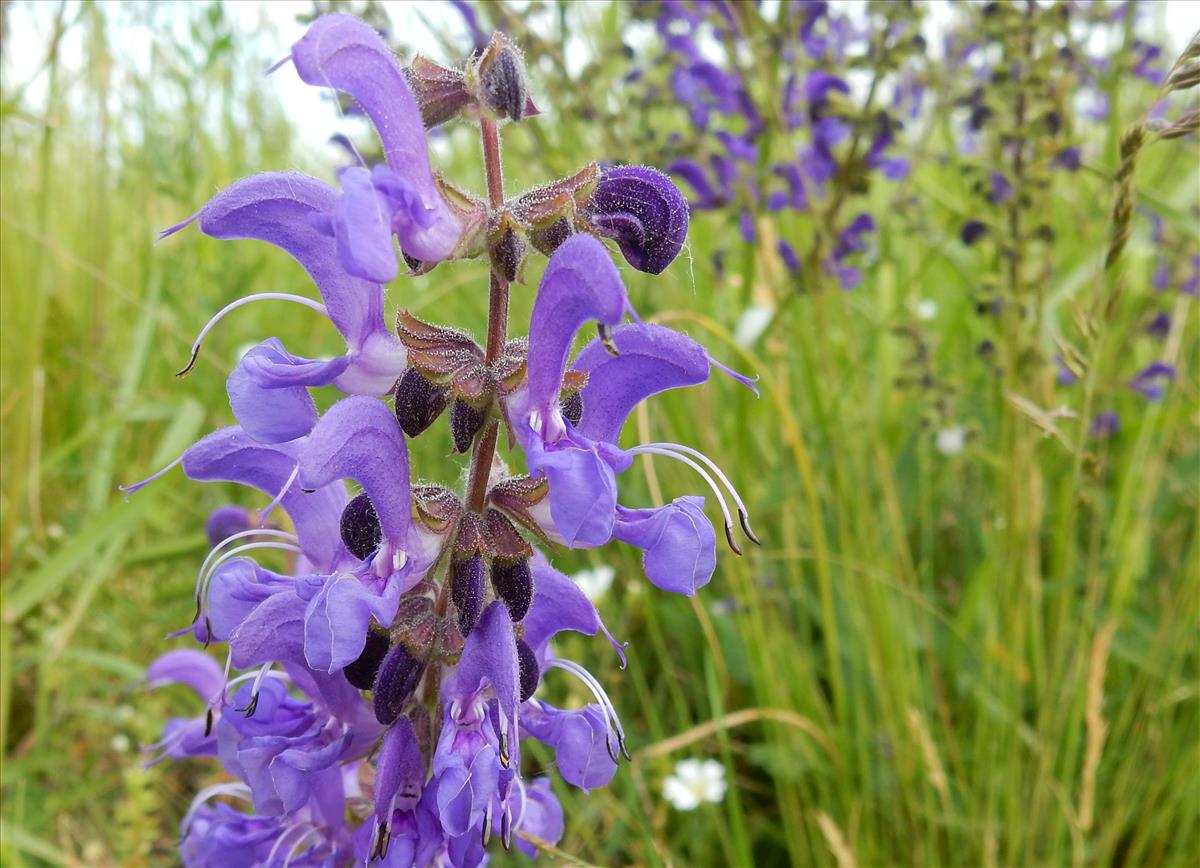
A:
1 2 1197 866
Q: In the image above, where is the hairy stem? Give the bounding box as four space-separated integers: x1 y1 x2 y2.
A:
465 118 510 513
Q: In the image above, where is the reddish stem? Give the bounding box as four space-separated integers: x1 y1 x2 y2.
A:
465 118 510 512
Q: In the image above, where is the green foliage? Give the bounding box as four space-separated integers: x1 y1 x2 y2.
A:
1 2 1196 866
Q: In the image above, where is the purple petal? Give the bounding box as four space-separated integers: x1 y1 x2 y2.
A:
573 323 712 444
327 165 399 283
229 590 309 669
452 602 519 730
302 572 404 673
298 397 411 548
513 778 564 858
524 233 631 423
612 496 717 595
226 339 349 443
290 14 461 261
206 559 293 643
205 505 253 546
146 649 224 699
523 435 619 548
373 717 425 824
522 702 617 791
182 427 347 571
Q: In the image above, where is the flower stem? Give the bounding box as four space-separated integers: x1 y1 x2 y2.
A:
465 118 509 513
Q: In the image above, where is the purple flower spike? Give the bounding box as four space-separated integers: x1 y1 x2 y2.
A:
584 165 690 274
290 14 461 265
1129 362 1175 401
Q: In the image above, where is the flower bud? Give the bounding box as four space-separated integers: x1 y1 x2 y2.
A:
404 55 472 130
477 33 530 122
489 214 528 283
451 553 485 636
394 367 450 438
344 625 390 690
340 491 382 560
373 642 424 725
450 399 487 453
491 558 533 622
581 165 689 274
516 638 540 702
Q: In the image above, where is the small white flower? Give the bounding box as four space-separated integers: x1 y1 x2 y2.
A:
111 733 131 753
935 425 966 456
915 299 938 321
572 565 615 602
662 758 727 811
733 304 773 348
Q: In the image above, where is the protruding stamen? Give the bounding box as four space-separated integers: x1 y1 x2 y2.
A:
203 707 214 738
638 441 762 547
192 528 299 617
196 540 301 626
513 775 529 832
545 657 627 762
628 445 742 556
263 822 317 868
119 454 184 497
481 803 493 846
177 292 329 377
180 782 252 837
498 730 510 769
283 826 324 867
258 462 300 527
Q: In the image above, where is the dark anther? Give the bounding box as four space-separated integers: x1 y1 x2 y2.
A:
498 730 510 768
491 558 533 622
738 508 763 546
516 638 540 702
605 735 620 765
723 522 744 557
451 554 485 637
340 492 382 560
481 808 493 846
560 391 583 427
450 399 487 454
204 707 214 737
175 345 200 378
370 820 391 862
619 734 632 761
239 691 261 719
598 323 619 357
202 616 213 649
394 367 450 438
372 643 424 726
344 625 391 690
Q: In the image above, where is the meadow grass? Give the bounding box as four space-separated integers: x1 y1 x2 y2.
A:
1 3 1197 866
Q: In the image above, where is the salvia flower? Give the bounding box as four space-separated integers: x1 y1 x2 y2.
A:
133 13 758 867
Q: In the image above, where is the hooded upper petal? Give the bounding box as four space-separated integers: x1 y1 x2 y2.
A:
290 13 461 263
523 234 631 428
572 323 712 444
182 427 347 572
298 397 411 550
584 165 689 274
147 649 225 700
189 172 405 395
